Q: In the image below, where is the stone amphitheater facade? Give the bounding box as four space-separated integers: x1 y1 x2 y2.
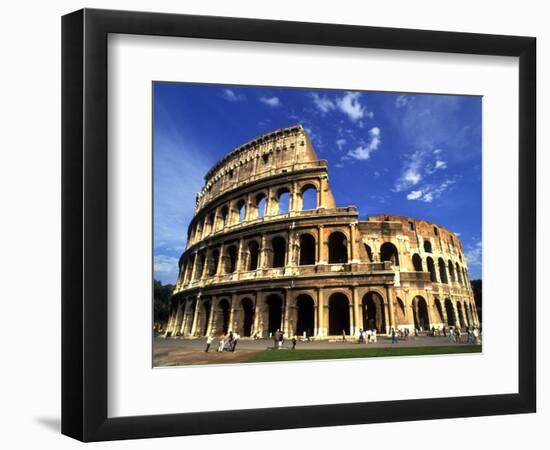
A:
165 125 479 339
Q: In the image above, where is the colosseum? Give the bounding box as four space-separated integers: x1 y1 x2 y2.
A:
165 125 479 340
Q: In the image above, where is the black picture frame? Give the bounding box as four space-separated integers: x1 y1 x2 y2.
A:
61 8 536 442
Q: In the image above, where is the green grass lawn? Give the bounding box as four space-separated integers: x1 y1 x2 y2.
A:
245 345 481 363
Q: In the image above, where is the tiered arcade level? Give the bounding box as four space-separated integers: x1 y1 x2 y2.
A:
165 125 479 339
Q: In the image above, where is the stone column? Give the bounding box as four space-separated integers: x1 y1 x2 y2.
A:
190 298 201 336
316 288 326 337
206 297 217 336
200 250 209 281
318 176 326 208
349 222 359 263
386 286 395 333
228 293 238 333
236 239 244 273
351 287 361 336
188 252 199 282
259 233 268 269
216 245 225 276
283 292 291 335
290 181 298 212
253 293 262 337
317 225 326 264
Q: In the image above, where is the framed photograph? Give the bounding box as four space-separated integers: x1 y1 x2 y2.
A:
62 8 536 441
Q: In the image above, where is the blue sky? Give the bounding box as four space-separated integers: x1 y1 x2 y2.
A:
153 83 482 284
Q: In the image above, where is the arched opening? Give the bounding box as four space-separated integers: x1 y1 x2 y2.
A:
448 260 456 282
226 245 238 273
362 292 386 333
438 258 448 283
201 300 212 336
456 263 463 284
299 233 316 265
328 232 348 264
412 296 430 331
434 298 445 323
256 193 267 218
329 293 350 335
424 239 432 253
247 240 259 271
220 205 229 228
205 214 214 236
456 302 466 329
364 244 373 262
426 256 437 281
277 188 291 214
185 299 197 335
237 199 246 223
208 249 220 276
271 236 286 268
412 253 423 271
380 242 399 266
296 294 315 337
444 298 456 326
194 252 206 280
217 299 230 334
301 185 317 210
266 294 282 335
241 298 254 337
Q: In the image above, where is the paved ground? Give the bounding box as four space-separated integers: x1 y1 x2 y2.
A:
153 335 481 367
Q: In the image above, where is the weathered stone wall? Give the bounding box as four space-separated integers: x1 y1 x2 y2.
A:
165 125 479 339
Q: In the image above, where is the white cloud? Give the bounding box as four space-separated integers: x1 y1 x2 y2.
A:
222 88 245 102
335 162 344 168
336 92 372 122
310 93 335 113
154 255 179 273
425 159 448 174
346 127 381 161
394 150 424 191
405 179 456 203
465 240 482 266
259 96 281 107
336 138 347 151
406 190 423 200
394 94 410 108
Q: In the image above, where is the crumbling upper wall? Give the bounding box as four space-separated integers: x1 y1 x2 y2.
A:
194 125 332 213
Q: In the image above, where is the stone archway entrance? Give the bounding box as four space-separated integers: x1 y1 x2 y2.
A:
296 294 315 337
444 298 456 327
328 293 350 336
412 296 430 331
217 299 230 334
362 292 386 333
266 294 283 335
240 298 254 337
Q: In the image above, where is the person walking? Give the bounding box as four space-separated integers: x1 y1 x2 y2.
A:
204 335 213 352
291 336 297 350
217 335 225 352
231 332 240 352
391 328 397 344
449 327 455 342
273 330 279 349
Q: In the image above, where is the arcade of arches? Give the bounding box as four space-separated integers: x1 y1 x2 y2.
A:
166 288 478 339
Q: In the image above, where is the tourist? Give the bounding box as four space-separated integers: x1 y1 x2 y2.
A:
291 336 297 350
227 331 234 351
232 332 240 352
473 327 480 344
342 329 347 342
456 327 462 343
217 335 225 352
358 328 364 343
204 335 213 352
431 326 436 337
449 327 455 342
391 328 397 344
273 330 280 349
278 330 284 348
442 326 447 337
372 329 377 343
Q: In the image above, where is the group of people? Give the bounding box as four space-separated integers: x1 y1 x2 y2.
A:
357 328 378 344
204 331 241 353
448 326 481 344
272 329 298 350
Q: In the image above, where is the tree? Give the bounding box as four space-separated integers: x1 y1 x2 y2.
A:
153 280 174 327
